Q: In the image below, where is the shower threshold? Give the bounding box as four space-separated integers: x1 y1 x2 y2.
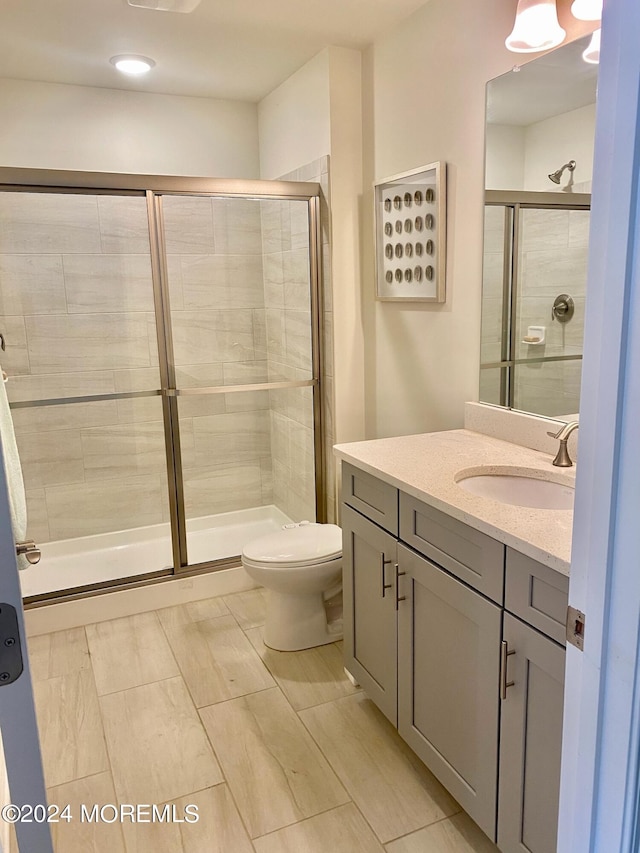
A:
20 505 293 599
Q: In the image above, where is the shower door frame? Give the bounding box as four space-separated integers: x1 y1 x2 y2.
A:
0 167 325 602
481 189 591 410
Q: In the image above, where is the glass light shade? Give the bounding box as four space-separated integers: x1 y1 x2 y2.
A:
109 55 156 75
582 28 601 63
571 0 602 20
505 0 566 53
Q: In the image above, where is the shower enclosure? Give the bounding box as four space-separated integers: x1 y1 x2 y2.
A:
0 170 325 602
480 190 590 417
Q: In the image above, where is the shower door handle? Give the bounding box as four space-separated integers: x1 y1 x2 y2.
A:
16 541 41 565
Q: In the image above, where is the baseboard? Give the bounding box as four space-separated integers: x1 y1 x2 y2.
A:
24 566 257 636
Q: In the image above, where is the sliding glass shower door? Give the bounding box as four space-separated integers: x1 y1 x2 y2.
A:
158 193 320 568
0 175 323 600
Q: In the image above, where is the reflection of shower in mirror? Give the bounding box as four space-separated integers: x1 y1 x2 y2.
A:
548 160 577 185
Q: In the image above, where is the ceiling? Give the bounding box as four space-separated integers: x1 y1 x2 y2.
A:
0 0 429 102
486 35 598 126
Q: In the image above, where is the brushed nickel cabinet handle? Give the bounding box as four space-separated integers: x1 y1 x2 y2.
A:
381 556 393 598
395 563 406 610
500 640 516 700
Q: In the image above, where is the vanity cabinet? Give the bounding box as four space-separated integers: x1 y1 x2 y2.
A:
341 461 568 851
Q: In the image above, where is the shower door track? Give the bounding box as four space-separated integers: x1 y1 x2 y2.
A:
0 168 326 605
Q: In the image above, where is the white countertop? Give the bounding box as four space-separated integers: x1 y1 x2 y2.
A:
334 429 575 575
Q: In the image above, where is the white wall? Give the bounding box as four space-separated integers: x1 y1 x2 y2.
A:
0 78 259 177
524 102 596 191
258 51 331 180
363 0 595 438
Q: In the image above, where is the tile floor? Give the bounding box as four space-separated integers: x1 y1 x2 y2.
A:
27 588 499 852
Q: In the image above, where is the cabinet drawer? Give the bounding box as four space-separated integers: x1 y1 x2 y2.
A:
399 492 504 604
342 462 398 535
505 549 569 645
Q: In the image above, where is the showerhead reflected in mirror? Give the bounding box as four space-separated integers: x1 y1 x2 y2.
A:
480 34 598 419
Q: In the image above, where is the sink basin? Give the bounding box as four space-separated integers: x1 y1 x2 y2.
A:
455 466 574 510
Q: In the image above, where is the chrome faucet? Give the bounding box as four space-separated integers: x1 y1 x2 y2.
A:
547 421 579 467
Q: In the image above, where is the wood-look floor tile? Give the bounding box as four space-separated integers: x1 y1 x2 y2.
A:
254 803 385 853
161 614 275 707
385 813 498 852
101 677 223 805
300 694 459 844
200 687 349 838
47 772 126 853
121 785 253 853
86 612 179 695
156 596 230 632
245 628 359 710
34 669 108 788
28 628 90 681
222 588 267 629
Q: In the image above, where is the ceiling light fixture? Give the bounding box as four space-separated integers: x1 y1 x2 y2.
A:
582 28 601 63
505 0 566 53
570 0 603 20
109 55 156 75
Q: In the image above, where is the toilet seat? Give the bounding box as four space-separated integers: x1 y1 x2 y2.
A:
242 523 342 570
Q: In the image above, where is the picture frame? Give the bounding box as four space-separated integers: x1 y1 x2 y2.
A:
374 161 446 302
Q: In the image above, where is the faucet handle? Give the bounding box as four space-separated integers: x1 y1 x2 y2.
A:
547 428 564 440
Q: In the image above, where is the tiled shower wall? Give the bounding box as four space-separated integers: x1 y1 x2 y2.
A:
269 156 334 524
480 205 588 418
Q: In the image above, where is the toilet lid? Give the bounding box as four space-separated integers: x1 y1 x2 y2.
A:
242 523 342 568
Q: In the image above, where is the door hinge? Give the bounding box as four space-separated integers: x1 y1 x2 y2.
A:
0 604 23 685
566 606 586 651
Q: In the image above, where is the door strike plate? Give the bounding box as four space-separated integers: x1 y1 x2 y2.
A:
566 606 586 651
0 604 23 685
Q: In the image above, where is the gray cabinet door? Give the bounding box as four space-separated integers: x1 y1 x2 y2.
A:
342 504 398 726
397 544 501 841
498 614 566 853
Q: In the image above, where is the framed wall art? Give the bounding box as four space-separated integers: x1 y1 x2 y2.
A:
374 161 446 301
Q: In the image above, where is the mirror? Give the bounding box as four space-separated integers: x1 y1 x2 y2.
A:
480 35 598 418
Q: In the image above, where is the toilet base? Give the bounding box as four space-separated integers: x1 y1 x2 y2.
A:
263 589 343 651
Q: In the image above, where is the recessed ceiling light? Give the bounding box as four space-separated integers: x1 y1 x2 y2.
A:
109 55 156 75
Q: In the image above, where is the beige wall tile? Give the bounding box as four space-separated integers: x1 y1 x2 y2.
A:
162 197 214 254
180 254 264 310
284 310 312 372
225 389 270 414
222 359 268 386
122 784 253 853
25 487 50 542
12 400 119 434
113 367 162 393
0 192 101 254
299 694 458 843
175 362 224 389
213 198 263 255
25 314 152 373
80 420 167 481
261 201 291 254
260 456 273 503
34 668 109 787
0 255 66 314
222 588 267 630
115 395 164 424
246 629 358 711
182 463 264 519
385 812 498 853
8 370 115 403
97 196 150 254
193 410 270 465
482 206 505 255
254 803 385 853
171 310 255 366
45 475 168 539
265 309 285 362
520 209 569 252
63 254 154 313
161 614 275 707
283 249 311 311
86 612 179 695
252 308 267 360
28 627 90 682
200 688 349 838
16 428 84 489
101 676 223 804
520 248 588 298
48 772 126 853
568 209 590 248
0 315 30 375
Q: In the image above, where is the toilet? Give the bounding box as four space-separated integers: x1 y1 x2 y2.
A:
241 521 343 651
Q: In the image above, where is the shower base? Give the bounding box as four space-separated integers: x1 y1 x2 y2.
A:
20 505 293 599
